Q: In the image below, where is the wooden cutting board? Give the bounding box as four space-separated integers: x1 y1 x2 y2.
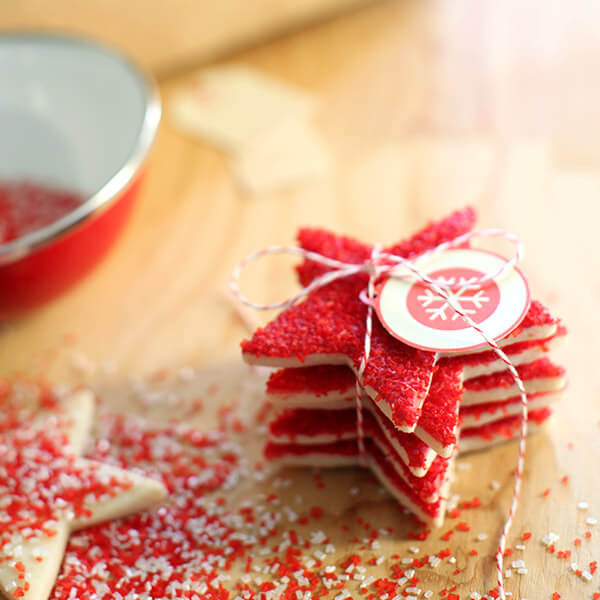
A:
0 0 380 74
1 1 600 598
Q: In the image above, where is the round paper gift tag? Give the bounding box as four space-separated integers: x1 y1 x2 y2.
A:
374 248 530 353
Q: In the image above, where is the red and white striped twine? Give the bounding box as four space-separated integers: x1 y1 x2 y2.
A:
231 229 526 600
354 244 382 465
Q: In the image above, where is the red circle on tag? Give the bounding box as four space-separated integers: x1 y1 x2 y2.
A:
374 249 531 353
406 267 501 331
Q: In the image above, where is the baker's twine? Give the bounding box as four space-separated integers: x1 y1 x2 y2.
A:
231 229 527 600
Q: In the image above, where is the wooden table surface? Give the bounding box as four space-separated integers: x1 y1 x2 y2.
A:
2 1 600 598
0 0 378 74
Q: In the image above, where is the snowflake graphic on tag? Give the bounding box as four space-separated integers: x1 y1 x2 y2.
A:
374 248 530 353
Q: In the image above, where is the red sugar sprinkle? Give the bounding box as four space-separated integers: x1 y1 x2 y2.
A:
522 532 532 541
561 475 569 485
407 528 431 541
342 555 361 569
456 522 470 532
553 593 560 599
149 367 170 382
460 497 482 510
542 488 551 497
310 506 324 519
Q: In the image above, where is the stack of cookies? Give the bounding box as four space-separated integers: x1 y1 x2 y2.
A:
241 208 566 526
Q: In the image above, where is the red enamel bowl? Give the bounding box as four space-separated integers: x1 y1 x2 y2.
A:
0 33 161 319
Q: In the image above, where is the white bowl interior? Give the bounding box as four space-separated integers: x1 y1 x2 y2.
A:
0 35 150 196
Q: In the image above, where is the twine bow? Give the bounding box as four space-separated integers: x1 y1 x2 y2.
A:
231 228 527 600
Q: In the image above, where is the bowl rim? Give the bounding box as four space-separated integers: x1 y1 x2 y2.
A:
0 31 161 263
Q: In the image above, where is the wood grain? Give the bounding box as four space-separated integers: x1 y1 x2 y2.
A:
1 1 600 597
0 0 379 74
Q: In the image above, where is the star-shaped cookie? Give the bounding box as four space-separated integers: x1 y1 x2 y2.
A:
242 208 558 433
242 208 478 432
0 382 167 600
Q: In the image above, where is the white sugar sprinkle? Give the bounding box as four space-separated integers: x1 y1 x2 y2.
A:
542 532 560 546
